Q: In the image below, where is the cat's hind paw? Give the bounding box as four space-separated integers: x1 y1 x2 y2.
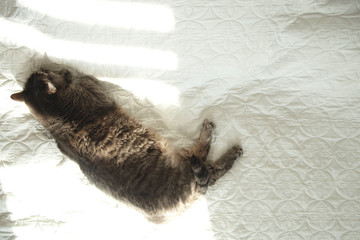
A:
231 144 243 159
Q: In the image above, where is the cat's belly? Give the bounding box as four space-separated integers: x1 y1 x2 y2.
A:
76 152 195 214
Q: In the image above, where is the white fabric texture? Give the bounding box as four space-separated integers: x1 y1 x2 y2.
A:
1 0 360 239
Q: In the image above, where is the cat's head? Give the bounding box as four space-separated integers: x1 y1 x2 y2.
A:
10 69 72 115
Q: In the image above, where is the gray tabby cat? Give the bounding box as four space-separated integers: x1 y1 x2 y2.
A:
10 69 243 222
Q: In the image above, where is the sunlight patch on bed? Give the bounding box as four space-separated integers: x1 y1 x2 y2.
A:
101 77 180 106
0 18 178 70
18 0 175 32
0 162 214 240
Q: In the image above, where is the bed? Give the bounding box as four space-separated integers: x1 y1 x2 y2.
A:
1 0 360 239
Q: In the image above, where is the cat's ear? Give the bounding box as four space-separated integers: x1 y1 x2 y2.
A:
46 81 57 95
10 92 25 102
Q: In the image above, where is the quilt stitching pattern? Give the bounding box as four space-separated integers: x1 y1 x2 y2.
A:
1 0 360 239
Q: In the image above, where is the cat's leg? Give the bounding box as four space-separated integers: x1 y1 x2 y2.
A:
181 119 216 161
206 145 243 185
196 119 216 160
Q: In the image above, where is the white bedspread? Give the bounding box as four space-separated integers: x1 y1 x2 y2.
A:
1 0 360 239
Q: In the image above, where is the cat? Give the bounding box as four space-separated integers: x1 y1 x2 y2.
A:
10 68 243 222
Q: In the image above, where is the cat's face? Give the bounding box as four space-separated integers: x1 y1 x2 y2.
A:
10 69 72 115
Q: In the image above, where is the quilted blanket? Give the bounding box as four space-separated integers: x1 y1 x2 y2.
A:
1 0 360 239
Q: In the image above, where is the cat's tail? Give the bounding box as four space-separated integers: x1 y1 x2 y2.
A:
190 155 209 187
